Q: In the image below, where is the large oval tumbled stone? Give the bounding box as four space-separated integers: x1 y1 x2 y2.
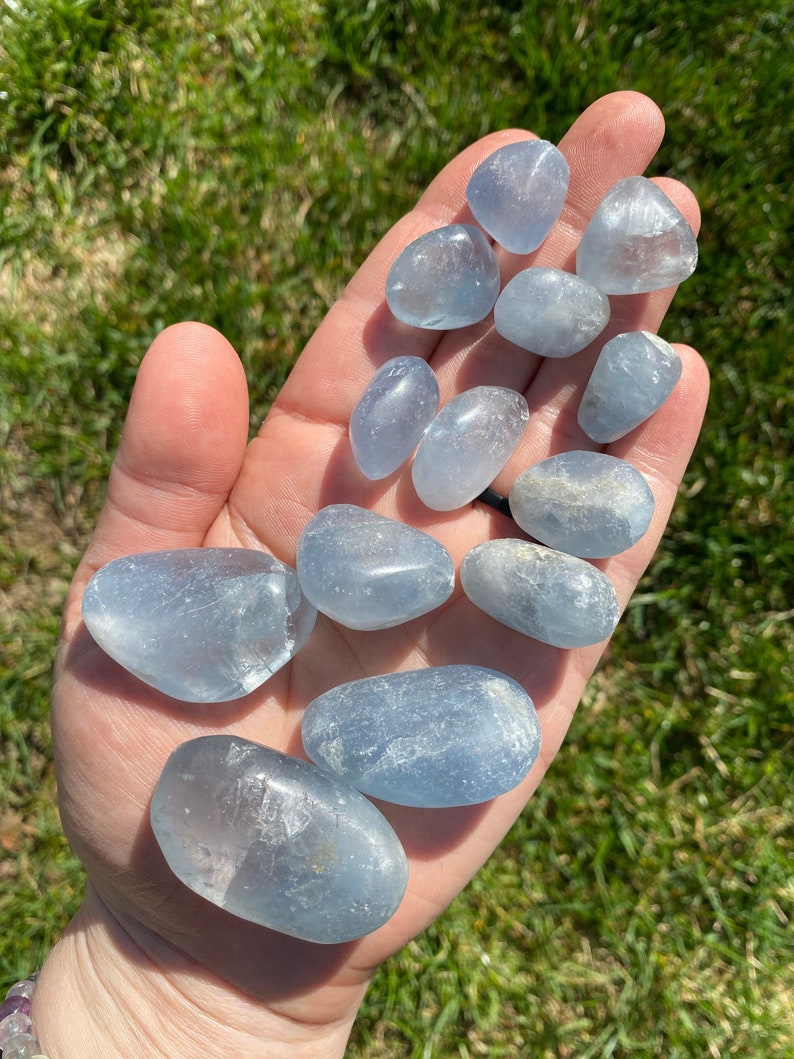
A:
385 224 501 329
412 386 529 510
296 505 454 630
82 549 317 702
150 736 408 943
494 267 610 357
576 176 698 295
350 356 440 480
466 139 570 254
509 451 655 558
302 665 541 808
461 539 620 648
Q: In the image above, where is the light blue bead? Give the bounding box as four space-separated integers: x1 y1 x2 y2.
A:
302 665 541 808
509 451 655 558
350 356 439 480
150 736 408 944
296 504 454 630
466 139 570 254
81 549 317 702
386 224 501 329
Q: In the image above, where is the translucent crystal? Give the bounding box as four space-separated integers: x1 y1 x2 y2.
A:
302 665 541 808
412 386 528 510
150 736 408 944
296 504 454 630
0 997 30 1021
578 330 682 442
385 224 501 329
465 139 570 254
509 451 655 558
494 267 610 357
350 356 439 479
576 176 698 295
2 1034 41 1059
0 1013 32 1050
461 539 620 648
82 549 317 702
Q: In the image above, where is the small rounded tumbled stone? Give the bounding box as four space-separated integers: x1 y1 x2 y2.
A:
350 356 440 479
296 504 454 630
461 539 621 648
81 549 317 702
509 451 655 558
302 665 541 807
385 224 501 329
578 330 682 443
150 736 408 944
465 139 570 254
494 267 610 357
412 386 529 510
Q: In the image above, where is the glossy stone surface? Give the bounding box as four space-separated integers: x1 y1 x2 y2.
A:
466 139 570 254
150 736 408 944
461 539 620 648
412 386 529 510
576 176 698 294
509 451 655 558
385 224 501 329
494 267 610 357
302 665 541 807
82 549 317 702
578 330 682 442
350 356 440 480
296 505 454 630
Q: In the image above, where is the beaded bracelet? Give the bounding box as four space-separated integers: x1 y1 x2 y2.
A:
0 976 49 1059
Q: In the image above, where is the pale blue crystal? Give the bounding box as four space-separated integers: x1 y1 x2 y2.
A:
578 330 682 442
461 539 620 648
302 665 541 808
81 549 317 702
296 504 454 630
350 356 440 480
509 451 655 558
150 736 408 944
466 139 570 254
412 386 528 510
576 176 698 295
494 267 610 357
385 224 501 329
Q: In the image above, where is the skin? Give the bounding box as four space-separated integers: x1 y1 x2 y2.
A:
34 92 709 1056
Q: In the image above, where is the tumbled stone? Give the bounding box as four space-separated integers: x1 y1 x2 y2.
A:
576 176 698 294
466 139 570 254
412 386 528 510
350 356 440 480
82 549 317 703
150 735 408 944
296 504 454 630
385 224 501 329
578 330 682 442
461 539 620 648
494 267 610 357
302 665 541 807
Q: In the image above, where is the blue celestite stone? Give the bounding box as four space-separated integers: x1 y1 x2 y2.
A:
578 330 682 443
296 504 454 630
460 539 621 648
576 176 698 295
466 139 570 254
302 665 541 808
150 736 408 944
412 386 529 510
81 549 317 702
350 356 440 480
509 451 655 558
385 224 501 329
494 267 610 357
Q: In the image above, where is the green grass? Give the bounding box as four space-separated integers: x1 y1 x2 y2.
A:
1 0 792 1055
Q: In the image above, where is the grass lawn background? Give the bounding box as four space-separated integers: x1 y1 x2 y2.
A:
1 1 791 1056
